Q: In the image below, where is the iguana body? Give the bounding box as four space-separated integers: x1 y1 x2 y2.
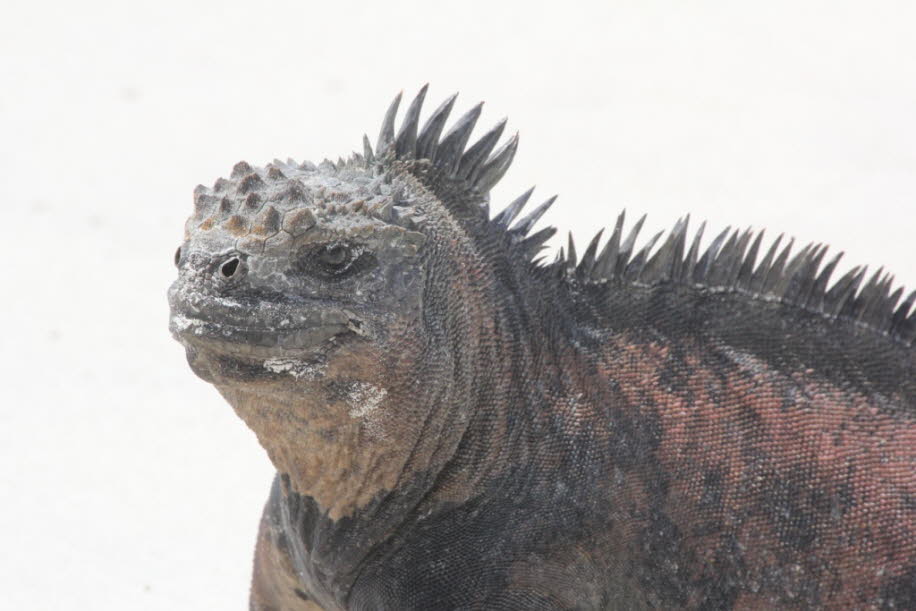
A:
168 86 915 609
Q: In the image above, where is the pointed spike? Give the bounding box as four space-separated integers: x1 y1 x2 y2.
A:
457 118 507 180
891 290 916 331
593 210 626 280
736 230 765 289
749 233 783 293
881 286 904 328
707 229 741 287
510 194 556 236
363 134 375 165
855 267 887 323
473 133 519 194
416 93 458 161
394 84 428 160
252 205 281 236
887 284 905 308
566 232 578 269
824 265 858 303
518 226 558 260
861 273 896 328
493 187 535 228
793 245 829 305
643 216 688 282
376 91 402 157
237 172 265 195
823 264 857 312
231 160 253 178
616 214 647 277
785 243 816 280
761 238 795 294
619 214 646 257
825 266 864 316
531 255 549 267
837 265 868 319
773 243 815 299
577 229 605 275
724 229 755 288
899 289 916 317
694 226 731 283
627 231 665 281
806 251 843 311
435 102 483 175
669 216 690 281
683 220 706 283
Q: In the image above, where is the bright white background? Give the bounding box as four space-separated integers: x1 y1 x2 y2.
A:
2 1 914 608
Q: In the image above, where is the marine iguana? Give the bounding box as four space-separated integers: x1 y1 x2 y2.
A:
168 85 915 610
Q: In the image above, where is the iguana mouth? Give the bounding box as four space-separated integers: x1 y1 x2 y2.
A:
171 313 364 385
169 313 362 357
168 279 368 358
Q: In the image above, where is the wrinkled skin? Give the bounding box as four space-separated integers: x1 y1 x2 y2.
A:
170 104 915 609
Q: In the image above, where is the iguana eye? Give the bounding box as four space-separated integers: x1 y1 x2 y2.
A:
296 242 376 280
318 244 350 268
174 246 182 267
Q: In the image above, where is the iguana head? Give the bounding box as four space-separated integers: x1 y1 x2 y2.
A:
167 86 544 516
168 86 534 387
168 156 429 386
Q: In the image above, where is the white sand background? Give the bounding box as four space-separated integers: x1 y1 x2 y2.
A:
2 1 914 608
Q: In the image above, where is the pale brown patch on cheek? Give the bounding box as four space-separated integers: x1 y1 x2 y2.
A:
220 322 432 521
225 383 404 521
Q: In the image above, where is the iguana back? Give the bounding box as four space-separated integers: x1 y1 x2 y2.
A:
169 86 915 609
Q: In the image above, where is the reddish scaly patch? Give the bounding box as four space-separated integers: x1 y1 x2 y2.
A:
595 333 915 608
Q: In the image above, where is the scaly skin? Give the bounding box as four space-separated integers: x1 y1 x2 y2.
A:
169 86 915 609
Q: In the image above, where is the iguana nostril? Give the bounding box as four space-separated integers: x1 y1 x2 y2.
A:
220 257 240 278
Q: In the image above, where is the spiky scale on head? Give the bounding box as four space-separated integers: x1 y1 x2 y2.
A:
182 156 418 259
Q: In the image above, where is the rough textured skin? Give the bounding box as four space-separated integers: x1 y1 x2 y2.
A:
169 85 915 610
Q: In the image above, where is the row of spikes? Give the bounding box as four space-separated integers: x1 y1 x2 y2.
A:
531 210 914 343
363 87 914 343
362 85 520 196
363 86 563 247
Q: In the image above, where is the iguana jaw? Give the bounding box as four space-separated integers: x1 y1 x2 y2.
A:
169 310 359 352
168 282 369 384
